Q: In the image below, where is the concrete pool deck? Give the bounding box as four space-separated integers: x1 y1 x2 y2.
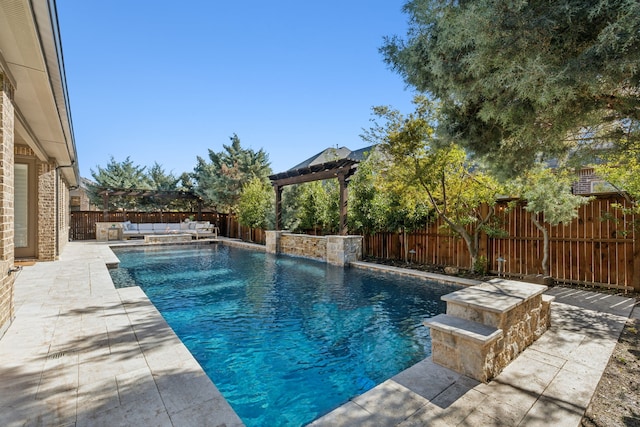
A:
0 241 637 426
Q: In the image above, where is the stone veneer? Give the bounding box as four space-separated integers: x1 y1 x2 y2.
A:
425 279 553 383
280 234 327 261
265 231 362 266
0 72 15 336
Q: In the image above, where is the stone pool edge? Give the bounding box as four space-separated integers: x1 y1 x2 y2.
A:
105 239 629 427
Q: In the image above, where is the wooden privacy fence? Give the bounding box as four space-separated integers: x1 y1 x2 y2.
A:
362 194 639 292
69 211 265 244
70 194 638 291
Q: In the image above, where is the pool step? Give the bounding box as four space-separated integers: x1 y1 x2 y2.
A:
424 314 503 383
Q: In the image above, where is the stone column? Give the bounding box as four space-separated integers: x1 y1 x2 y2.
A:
265 230 285 254
326 235 362 266
0 71 16 335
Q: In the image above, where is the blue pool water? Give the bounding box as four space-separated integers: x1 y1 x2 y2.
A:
110 244 460 426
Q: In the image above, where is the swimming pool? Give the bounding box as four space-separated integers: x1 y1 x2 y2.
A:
110 244 460 426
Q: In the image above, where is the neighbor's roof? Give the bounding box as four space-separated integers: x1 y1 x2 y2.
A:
286 145 377 172
268 145 378 186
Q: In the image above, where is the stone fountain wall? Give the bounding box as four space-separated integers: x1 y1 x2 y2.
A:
265 231 362 266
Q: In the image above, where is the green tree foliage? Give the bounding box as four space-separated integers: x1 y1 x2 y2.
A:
145 163 195 211
510 165 590 276
237 177 274 230
364 96 504 268
148 162 181 191
192 134 272 213
348 150 386 234
278 180 340 234
280 185 303 231
595 140 640 213
88 156 151 210
383 0 640 176
348 148 433 261
295 180 340 234
88 158 198 212
348 149 432 234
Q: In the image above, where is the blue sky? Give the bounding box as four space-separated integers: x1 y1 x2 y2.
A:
57 1 416 179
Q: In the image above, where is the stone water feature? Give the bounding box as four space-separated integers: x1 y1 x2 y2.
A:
425 278 554 382
265 231 362 266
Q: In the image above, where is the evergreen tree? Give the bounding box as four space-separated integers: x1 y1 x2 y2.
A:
192 134 272 213
148 162 181 191
383 0 640 176
145 163 195 211
88 156 151 210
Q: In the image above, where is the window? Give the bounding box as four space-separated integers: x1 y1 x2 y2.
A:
590 180 617 193
15 164 28 247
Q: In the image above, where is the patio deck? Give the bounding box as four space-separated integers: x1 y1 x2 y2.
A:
0 241 636 426
0 242 242 426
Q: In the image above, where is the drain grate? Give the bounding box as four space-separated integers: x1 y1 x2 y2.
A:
47 351 70 360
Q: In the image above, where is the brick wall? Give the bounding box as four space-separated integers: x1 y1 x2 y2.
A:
19 147 71 260
573 167 596 195
37 161 56 260
57 174 69 255
0 72 16 336
572 167 617 195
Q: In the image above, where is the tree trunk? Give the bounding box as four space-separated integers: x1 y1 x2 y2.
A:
451 223 477 269
531 212 549 276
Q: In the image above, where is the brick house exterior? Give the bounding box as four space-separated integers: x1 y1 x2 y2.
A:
70 177 100 211
573 167 617 195
0 1 79 336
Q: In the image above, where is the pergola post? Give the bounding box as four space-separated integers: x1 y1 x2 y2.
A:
338 172 348 235
268 158 360 235
274 184 282 231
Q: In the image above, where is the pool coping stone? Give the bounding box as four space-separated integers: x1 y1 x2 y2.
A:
1 240 635 427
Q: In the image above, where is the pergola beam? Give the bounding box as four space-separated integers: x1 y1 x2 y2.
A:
268 159 359 235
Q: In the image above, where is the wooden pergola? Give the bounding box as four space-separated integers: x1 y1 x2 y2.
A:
268 158 360 235
97 188 203 220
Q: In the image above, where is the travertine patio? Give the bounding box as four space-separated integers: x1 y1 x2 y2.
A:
0 241 636 426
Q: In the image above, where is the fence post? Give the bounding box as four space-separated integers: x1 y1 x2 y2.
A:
633 236 640 291
479 203 490 266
